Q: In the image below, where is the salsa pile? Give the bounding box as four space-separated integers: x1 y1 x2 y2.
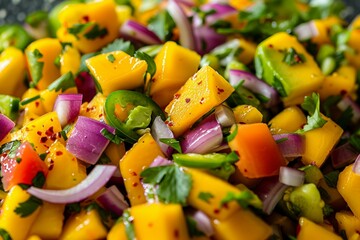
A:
0 0 360 239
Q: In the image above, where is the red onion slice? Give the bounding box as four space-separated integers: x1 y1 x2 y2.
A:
331 142 359 169
97 185 129 216
198 3 237 25
229 69 279 108
66 116 115 164
151 116 175 157
337 96 360 124
0 113 15 141
119 20 162 45
294 21 319 41
53 94 83 127
27 165 117 204
255 177 288 215
352 154 360 174
214 105 236 128
181 114 223 154
273 133 305 157
75 72 97 103
149 155 173 167
190 210 214 237
167 0 196 50
279 166 305 187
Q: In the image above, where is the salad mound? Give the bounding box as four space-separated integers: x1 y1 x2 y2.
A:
0 0 359 239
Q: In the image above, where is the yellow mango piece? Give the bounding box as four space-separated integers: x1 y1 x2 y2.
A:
44 141 87 190
60 209 107 240
269 106 307 134
27 236 42 240
28 202 65 239
186 168 241 220
57 0 119 53
0 186 41 240
107 221 127 240
22 111 63 154
237 38 257 65
25 38 62 90
115 5 132 25
104 142 126 167
318 65 356 100
318 178 346 210
336 211 360 240
79 93 107 122
165 66 234 137
60 45 81 75
297 217 341 240
21 88 46 117
120 133 164 206
86 51 148 96
337 164 360 219
256 32 324 105
346 16 360 69
301 115 343 167
131 203 190 240
229 0 254 10
233 105 263 124
212 209 272 240
0 47 26 96
150 41 201 108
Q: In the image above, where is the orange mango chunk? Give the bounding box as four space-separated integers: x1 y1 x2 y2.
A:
165 66 234 137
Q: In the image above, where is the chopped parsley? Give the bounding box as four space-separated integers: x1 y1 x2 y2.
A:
32 172 46 188
47 71 76 92
122 209 136 240
198 192 214 203
140 164 192 205
297 93 327 133
159 138 182 153
26 48 44 88
0 228 12 240
101 39 135 56
68 23 108 40
0 140 21 158
20 95 41 106
186 216 205 237
283 47 306 65
14 195 43 217
107 54 116 63
100 128 124 144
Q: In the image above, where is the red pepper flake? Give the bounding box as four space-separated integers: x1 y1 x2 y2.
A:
36 131 42 136
174 230 179 238
213 208 220 214
35 101 40 108
82 15 90 22
131 172 137 176
49 159 55 171
222 203 229 209
45 127 54 136
56 151 63 156
50 118 53 122
340 90 347 95
185 98 191 103
165 120 174 127
197 81 202 85
268 44 274 48
174 93 181 99
217 87 224 94
40 137 48 143
148 223 153 228
199 97 205 104
50 134 58 141
132 182 138 187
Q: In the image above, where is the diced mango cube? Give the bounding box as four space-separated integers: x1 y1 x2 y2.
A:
297 217 341 240
269 106 307 134
336 211 360 240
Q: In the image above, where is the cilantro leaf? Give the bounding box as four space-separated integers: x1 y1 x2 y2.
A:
159 138 182 153
47 72 76 92
26 49 44 88
283 47 306 65
84 24 108 39
221 190 262 209
0 228 12 240
198 192 214 203
134 51 156 79
101 39 135 56
140 164 192 205
0 140 21 158
147 10 175 41
297 93 327 133
100 128 124 144
32 172 46 188
68 23 92 39
122 209 136 240
107 54 116 63
186 216 205 237
14 195 43 217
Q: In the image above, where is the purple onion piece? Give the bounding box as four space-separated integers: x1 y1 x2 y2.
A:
167 0 196 50
190 210 214 237
181 114 223 154
279 166 305 187
75 72 97 103
151 116 175 157
150 155 173 167
331 142 359 169
0 113 15 141
66 116 115 164
273 133 305 158
53 94 83 127
120 20 162 45
97 185 129 216
229 69 279 108
294 21 319 41
352 154 360 174
27 165 117 204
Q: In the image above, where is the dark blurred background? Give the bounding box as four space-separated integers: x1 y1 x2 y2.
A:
0 0 359 25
